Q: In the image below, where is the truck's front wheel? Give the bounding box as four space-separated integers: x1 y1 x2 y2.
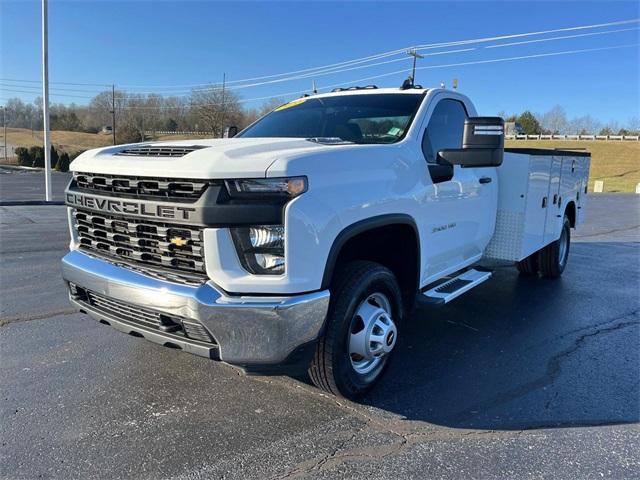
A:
309 261 403 399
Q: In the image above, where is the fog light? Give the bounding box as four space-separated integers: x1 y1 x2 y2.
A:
254 253 285 272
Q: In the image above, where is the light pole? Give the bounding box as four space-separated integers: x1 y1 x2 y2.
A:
2 107 7 164
41 0 52 201
219 73 226 138
111 84 116 145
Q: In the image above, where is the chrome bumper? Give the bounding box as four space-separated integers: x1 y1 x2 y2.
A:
61 250 330 365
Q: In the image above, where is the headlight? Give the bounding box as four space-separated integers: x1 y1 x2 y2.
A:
225 177 307 198
231 225 285 275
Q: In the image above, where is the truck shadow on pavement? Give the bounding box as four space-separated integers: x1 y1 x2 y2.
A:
335 243 640 431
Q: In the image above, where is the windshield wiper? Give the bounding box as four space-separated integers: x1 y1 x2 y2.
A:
306 137 355 145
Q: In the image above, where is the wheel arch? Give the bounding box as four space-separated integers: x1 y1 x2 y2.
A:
565 200 576 228
321 214 421 309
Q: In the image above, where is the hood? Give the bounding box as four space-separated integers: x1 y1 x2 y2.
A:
70 137 341 179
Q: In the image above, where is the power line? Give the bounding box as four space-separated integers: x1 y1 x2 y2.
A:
0 88 94 99
0 78 111 88
4 43 636 111
111 23 640 95
1 19 637 98
97 42 639 110
325 43 639 87
112 17 640 90
485 26 639 49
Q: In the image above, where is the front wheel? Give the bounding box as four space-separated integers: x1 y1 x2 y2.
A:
539 215 571 278
309 261 403 399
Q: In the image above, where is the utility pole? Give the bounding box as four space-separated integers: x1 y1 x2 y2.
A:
406 49 424 84
42 0 52 201
219 73 226 138
312 80 317 94
111 84 116 145
2 107 7 164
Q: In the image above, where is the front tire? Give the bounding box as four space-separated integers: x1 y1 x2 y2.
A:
539 215 571 278
309 261 403 399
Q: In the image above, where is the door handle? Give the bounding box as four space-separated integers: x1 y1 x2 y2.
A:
479 177 492 184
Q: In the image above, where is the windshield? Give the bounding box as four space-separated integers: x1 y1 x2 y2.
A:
238 93 424 144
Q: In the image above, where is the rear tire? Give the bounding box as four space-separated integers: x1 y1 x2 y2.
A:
309 261 403 399
539 215 571 278
516 252 539 276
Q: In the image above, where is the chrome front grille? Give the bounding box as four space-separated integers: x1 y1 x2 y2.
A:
73 208 206 284
116 145 206 157
73 172 210 200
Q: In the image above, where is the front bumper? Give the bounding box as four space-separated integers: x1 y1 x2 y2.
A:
61 250 330 367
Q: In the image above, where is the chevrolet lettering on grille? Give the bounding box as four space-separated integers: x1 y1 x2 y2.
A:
65 193 196 220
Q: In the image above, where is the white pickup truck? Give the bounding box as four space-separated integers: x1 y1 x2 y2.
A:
61 86 590 399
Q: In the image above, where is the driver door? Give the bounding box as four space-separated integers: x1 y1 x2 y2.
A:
419 97 497 282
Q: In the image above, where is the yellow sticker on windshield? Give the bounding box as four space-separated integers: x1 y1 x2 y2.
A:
274 98 307 111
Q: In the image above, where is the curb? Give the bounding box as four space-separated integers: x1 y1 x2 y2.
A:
0 201 65 206
0 164 45 171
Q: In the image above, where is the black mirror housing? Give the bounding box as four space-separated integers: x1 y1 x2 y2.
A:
437 117 504 168
225 126 239 138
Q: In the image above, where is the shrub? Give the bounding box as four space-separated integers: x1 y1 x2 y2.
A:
50 145 59 169
29 146 44 167
116 124 143 144
26 145 60 168
56 152 70 172
15 147 31 166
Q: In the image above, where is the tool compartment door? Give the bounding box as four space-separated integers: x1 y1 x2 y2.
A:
543 155 563 244
576 156 591 225
521 154 552 257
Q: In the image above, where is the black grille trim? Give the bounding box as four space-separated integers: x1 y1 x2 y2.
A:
73 172 212 200
73 208 207 284
77 288 216 344
116 145 206 157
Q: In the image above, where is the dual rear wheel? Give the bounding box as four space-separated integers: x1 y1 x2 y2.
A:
516 214 571 278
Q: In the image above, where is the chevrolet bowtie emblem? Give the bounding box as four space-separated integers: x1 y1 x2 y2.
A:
169 236 189 247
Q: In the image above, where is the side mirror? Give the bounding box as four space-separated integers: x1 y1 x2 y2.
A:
437 117 504 168
224 126 238 138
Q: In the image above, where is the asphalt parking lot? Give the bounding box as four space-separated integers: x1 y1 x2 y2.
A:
0 168 71 203
1 171 639 479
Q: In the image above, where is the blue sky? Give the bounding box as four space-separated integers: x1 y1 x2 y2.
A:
1 0 639 124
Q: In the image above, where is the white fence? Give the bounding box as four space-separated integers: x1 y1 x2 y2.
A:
150 131 640 142
150 130 214 136
507 134 639 141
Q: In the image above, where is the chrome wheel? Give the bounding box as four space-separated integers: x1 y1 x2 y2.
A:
349 292 397 376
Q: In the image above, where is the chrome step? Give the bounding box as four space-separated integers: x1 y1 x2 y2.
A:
422 269 492 305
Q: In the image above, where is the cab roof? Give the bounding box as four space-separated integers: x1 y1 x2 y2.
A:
309 86 430 99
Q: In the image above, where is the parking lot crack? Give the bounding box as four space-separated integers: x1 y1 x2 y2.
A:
0 308 78 327
449 311 639 423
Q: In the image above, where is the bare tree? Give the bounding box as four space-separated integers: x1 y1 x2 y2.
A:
567 115 601 135
625 116 640 134
541 105 568 134
244 97 285 126
191 87 243 136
